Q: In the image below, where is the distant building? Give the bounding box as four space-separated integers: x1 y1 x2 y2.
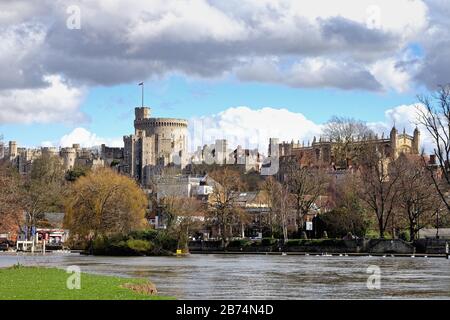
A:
189 139 263 173
272 126 421 181
4 141 105 175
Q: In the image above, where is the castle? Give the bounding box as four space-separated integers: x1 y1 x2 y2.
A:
1 106 189 186
122 107 188 185
272 126 421 180
4 141 104 175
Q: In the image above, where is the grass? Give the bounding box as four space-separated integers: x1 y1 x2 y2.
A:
0 265 174 300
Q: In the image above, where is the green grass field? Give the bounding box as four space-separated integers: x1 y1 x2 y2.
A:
0 266 173 300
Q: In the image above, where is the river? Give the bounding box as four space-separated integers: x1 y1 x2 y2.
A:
1 253 449 299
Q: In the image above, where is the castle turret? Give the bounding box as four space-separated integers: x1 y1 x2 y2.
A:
135 107 150 121
8 141 17 160
390 126 398 158
413 126 420 154
61 147 77 170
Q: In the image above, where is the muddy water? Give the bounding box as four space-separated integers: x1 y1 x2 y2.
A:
1 253 449 299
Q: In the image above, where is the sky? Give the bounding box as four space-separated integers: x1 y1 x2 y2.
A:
0 0 449 152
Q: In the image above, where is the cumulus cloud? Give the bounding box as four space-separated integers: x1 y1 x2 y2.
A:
190 105 435 155
414 0 450 89
0 0 435 93
368 104 435 152
58 128 122 148
189 107 322 153
0 75 87 124
238 57 381 91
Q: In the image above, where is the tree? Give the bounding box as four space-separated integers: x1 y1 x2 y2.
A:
0 161 24 236
159 196 205 252
323 116 374 168
417 85 450 214
358 144 402 238
262 176 292 242
394 154 439 241
208 167 245 246
320 173 369 238
21 154 66 237
285 163 329 233
64 168 148 249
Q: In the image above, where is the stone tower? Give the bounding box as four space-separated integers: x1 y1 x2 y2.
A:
390 126 398 158
8 141 17 160
268 138 279 157
124 106 188 185
61 147 77 170
413 127 420 154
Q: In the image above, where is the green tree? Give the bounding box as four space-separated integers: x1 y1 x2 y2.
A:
64 168 148 250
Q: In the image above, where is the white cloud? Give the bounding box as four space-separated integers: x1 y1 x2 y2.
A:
58 128 122 148
189 105 435 155
368 103 434 152
189 107 322 153
0 75 86 124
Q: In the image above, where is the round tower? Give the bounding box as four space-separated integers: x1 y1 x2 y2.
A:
61 147 77 170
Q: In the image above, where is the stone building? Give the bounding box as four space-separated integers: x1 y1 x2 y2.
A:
272 126 420 180
123 107 188 185
4 141 104 174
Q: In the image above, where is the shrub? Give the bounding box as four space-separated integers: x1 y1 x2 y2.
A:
399 230 411 242
126 239 152 254
227 239 252 248
261 238 278 246
129 229 159 241
285 239 346 247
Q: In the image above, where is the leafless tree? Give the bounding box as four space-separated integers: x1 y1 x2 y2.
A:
262 176 292 242
323 116 374 168
285 162 329 233
417 85 450 213
394 154 440 240
208 167 245 246
357 143 403 238
160 196 205 253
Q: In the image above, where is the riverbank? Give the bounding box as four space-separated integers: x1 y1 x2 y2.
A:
0 266 173 300
189 238 450 255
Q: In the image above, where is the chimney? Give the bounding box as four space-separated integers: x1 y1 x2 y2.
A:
430 154 436 165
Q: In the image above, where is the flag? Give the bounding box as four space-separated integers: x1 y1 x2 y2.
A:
138 82 143 86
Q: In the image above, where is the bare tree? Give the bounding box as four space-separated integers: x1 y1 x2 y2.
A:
323 116 374 168
0 161 24 235
394 154 439 241
21 154 66 238
160 196 205 253
208 167 245 247
262 176 292 242
417 85 450 213
358 143 403 238
285 163 329 233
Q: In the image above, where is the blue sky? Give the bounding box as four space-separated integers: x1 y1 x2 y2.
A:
0 75 423 147
1 1 448 150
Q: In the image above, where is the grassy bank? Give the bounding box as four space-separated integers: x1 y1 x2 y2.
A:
0 266 173 300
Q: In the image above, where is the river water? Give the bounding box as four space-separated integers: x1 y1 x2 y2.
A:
1 253 449 299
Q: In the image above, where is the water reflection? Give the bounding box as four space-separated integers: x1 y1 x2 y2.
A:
0 253 449 299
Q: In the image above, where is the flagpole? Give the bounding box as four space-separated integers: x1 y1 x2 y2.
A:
142 83 144 107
